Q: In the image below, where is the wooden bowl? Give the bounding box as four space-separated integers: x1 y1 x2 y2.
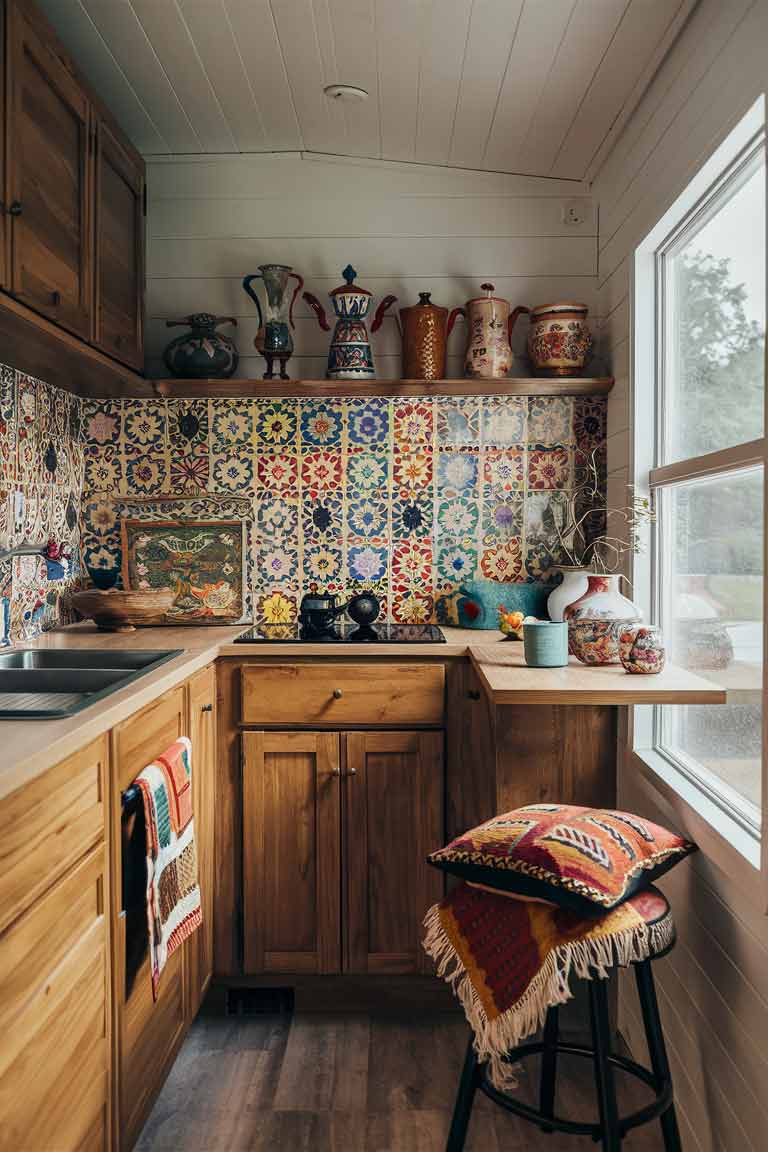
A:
71 588 175 632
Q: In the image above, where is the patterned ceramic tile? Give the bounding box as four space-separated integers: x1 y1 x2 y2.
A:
436 450 478 495
301 451 341 494
348 398 390 445
527 397 573 446
528 448 571 490
348 543 388 582
304 542 343 584
347 495 388 539
482 495 523 539
436 398 480 446
392 495 432 539
125 450 167 495
525 490 571 544
81 399 121 445
254 400 298 446
123 402 166 448
257 588 297 624
525 543 565 582
300 400 344 446
436 540 477 583
480 538 524 581
211 400 252 445
393 401 433 447
259 494 300 540
574 398 607 451
436 496 479 537
84 446 122 493
82 496 117 537
347 451 389 492
167 399 209 448
301 495 342 540
482 449 525 496
257 452 298 492
393 449 433 495
481 396 526 447
169 450 210 492
391 539 432 587
392 589 433 623
256 542 298 583
212 449 255 493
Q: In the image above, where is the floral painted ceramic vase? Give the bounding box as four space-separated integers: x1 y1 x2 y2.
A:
303 265 397 380
619 625 666 674
453 284 528 379
547 565 591 621
527 302 593 377
564 574 642 662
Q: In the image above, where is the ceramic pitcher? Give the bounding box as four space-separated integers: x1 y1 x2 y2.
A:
453 283 528 379
396 292 462 381
303 265 397 380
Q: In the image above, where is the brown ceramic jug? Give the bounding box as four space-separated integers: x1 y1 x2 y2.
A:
396 293 461 380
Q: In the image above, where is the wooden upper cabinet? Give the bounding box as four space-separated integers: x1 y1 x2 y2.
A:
0 0 8 290
242 730 341 976
187 664 216 1018
7 0 92 338
93 115 144 370
345 731 444 975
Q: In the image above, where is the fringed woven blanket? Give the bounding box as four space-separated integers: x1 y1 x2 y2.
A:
136 735 202 998
423 882 673 1090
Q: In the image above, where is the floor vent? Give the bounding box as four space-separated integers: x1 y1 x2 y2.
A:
226 987 294 1016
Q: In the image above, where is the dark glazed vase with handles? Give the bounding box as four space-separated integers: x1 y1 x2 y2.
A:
163 313 238 379
242 263 304 380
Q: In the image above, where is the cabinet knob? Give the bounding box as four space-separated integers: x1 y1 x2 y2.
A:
347 767 357 776
331 766 341 777
8 201 22 216
467 689 481 701
50 290 61 306
332 688 343 699
201 703 213 712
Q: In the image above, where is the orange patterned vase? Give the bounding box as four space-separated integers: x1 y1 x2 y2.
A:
527 302 593 377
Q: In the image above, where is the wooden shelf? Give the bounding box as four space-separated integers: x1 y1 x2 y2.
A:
149 376 614 400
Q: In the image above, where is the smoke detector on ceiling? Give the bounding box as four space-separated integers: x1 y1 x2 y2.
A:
323 84 369 103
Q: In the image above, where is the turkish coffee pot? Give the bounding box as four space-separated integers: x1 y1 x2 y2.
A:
303 264 397 380
396 292 462 381
453 283 528 379
242 264 304 380
298 591 348 638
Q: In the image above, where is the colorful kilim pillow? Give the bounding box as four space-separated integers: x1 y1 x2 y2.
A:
423 881 674 1090
428 804 696 915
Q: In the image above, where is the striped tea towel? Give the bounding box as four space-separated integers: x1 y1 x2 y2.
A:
136 735 202 998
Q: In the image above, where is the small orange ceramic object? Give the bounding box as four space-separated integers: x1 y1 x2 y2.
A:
498 606 525 639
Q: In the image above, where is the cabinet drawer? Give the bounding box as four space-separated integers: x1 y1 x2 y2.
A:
0 735 107 934
0 845 109 1152
241 663 445 726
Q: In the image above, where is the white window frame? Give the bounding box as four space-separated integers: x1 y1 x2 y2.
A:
632 97 766 873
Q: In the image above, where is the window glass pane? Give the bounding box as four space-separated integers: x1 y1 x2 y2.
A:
664 150 764 463
657 466 763 817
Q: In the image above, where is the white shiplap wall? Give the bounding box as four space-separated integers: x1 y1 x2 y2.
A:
591 1 768 1148
145 152 599 378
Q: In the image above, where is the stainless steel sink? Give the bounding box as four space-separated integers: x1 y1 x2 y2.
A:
0 649 182 718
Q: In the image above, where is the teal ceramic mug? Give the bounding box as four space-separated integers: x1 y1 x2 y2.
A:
523 620 569 668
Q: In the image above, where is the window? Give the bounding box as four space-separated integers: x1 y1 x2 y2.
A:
634 99 765 853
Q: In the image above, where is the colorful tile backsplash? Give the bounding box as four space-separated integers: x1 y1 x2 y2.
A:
80 392 606 625
0 366 83 644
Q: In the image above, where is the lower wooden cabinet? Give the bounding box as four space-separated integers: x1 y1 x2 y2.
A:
0 845 111 1152
241 729 444 977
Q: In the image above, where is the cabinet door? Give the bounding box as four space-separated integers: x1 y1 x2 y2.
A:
0 0 8 289
242 731 341 975
8 0 91 337
111 686 187 1152
187 664 216 1018
93 116 144 369
345 731 444 974
0 846 111 1152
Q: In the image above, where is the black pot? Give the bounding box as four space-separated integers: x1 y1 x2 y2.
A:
347 592 380 627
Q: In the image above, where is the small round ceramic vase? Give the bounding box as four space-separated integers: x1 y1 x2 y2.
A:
547 565 591 621
564 574 642 662
525 303 593 376
163 313 239 379
619 625 666 675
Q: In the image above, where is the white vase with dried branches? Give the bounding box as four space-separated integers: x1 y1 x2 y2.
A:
546 449 655 621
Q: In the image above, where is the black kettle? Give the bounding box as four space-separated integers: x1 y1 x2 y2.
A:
298 591 348 636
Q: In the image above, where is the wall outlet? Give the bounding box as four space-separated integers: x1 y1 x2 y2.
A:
562 199 590 227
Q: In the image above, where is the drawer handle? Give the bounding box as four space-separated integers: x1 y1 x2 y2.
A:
8 201 22 216
201 703 213 712
332 688 343 700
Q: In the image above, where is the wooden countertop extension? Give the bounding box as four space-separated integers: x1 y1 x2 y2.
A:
470 644 727 706
0 623 725 800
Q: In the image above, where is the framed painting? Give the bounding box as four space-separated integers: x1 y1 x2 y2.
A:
121 519 247 624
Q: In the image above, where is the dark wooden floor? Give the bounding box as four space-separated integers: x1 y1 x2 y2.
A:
137 1011 662 1151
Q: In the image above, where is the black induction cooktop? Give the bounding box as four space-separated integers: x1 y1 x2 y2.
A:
234 623 446 644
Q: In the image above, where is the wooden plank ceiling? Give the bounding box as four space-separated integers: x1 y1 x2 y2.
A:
37 0 695 179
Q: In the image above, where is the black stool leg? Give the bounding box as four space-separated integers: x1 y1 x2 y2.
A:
588 978 621 1152
635 960 682 1152
539 1005 559 1132
446 1036 480 1152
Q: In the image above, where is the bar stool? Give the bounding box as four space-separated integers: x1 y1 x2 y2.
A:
445 900 680 1152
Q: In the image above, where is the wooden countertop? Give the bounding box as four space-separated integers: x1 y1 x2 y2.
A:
0 622 725 800
470 645 727 705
